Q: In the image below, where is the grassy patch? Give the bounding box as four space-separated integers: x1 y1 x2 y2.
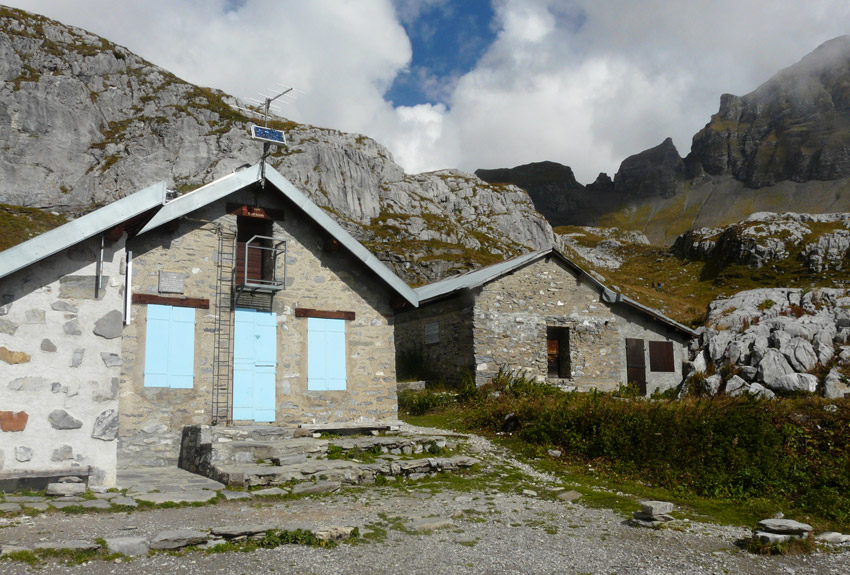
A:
0 204 68 251
1 545 126 566
555 217 850 326
205 528 336 554
400 371 850 532
326 443 382 464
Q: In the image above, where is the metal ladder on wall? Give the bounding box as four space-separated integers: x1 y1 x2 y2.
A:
211 228 237 425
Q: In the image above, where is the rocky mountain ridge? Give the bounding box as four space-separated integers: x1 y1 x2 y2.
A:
479 37 850 240
0 6 552 284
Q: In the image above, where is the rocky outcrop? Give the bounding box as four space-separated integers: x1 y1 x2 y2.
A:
674 212 850 272
475 161 619 227
689 288 850 397
0 6 552 285
689 36 850 188
613 138 686 200
555 226 649 270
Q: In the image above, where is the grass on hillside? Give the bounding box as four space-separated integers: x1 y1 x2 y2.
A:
555 222 850 327
0 204 68 252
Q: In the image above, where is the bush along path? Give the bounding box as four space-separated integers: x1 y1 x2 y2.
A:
425 369 850 531
2 423 850 573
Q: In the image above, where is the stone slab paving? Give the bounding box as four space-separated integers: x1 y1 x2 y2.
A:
134 490 219 505
118 467 226 495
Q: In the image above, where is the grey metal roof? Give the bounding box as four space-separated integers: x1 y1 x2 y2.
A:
414 248 697 338
414 249 551 302
138 167 261 234
137 163 419 307
0 181 167 280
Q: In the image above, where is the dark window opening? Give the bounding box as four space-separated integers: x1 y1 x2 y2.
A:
236 216 272 285
626 337 646 394
649 341 675 372
547 326 571 378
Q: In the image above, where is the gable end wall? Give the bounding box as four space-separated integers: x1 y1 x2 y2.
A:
119 189 398 467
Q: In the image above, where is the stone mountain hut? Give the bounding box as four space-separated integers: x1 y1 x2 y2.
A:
395 249 696 393
0 164 418 487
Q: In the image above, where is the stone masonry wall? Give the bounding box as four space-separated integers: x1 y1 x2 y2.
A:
0 236 125 486
614 305 689 395
471 257 687 392
393 292 475 384
119 187 399 467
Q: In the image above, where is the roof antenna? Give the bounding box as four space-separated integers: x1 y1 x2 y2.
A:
242 84 302 188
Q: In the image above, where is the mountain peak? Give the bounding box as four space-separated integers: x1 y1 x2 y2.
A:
689 35 850 187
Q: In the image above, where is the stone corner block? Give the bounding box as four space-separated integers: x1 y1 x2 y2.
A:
93 310 124 339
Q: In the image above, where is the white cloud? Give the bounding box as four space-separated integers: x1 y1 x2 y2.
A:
443 0 850 181
6 0 850 183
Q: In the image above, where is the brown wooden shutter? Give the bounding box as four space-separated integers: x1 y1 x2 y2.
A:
649 341 675 372
625 338 646 386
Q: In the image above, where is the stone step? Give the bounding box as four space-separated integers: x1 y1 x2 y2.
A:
213 455 479 488
209 434 454 466
181 424 473 490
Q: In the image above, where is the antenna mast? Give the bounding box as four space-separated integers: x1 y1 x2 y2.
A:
243 84 301 187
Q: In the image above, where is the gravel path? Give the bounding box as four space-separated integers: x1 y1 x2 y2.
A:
1 425 848 574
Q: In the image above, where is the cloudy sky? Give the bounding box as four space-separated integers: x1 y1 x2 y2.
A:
5 0 850 183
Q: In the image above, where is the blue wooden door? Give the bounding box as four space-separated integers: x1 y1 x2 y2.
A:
233 308 277 422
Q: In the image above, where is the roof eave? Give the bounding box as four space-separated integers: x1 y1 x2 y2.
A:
264 167 419 307
0 181 167 280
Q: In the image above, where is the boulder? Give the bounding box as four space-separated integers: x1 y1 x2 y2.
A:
725 375 749 396
824 368 850 399
781 338 818 372
640 501 674 515
700 374 722 396
768 373 819 394
747 382 776 399
757 518 813 535
757 349 795 386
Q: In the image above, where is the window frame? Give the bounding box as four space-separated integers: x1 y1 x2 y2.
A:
424 321 440 345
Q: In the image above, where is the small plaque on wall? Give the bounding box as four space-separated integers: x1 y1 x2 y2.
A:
158 271 185 294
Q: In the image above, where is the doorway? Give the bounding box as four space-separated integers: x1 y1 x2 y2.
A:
546 326 571 378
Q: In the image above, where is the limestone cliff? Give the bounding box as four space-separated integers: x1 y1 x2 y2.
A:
690 36 850 188
0 6 552 285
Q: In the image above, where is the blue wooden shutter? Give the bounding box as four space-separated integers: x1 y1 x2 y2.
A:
143 304 195 388
144 304 171 387
308 317 346 391
168 306 196 388
325 319 346 390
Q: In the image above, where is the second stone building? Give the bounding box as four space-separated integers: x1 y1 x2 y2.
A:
395 249 696 395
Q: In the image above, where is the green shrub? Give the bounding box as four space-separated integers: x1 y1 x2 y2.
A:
457 371 850 527
398 389 453 416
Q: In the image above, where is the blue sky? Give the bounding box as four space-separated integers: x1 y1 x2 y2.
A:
386 0 496 107
5 1 850 182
